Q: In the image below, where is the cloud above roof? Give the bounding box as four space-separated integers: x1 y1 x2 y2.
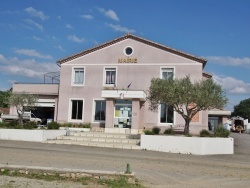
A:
24 7 49 21
14 49 52 59
98 8 119 21
68 35 85 43
205 56 250 67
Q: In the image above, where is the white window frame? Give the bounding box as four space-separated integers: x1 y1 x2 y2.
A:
103 66 117 87
160 67 175 80
71 66 85 86
158 104 175 126
92 98 106 123
68 98 84 123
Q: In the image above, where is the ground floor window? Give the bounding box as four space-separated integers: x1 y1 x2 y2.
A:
114 99 132 128
160 103 174 124
94 100 106 121
71 100 83 120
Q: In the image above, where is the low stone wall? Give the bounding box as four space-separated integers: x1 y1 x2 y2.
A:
141 135 234 155
0 129 66 142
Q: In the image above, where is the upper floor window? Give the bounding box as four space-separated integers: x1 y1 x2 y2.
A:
161 68 174 80
73 67 84 85
104 67 116 85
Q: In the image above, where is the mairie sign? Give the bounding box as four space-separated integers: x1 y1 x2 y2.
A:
118 58 137 63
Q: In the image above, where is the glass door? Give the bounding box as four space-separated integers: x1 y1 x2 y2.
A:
114 99 132 128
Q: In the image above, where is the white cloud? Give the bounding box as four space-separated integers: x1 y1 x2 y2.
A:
106 23 135 33
98 8 119 21
32 36 44 41
14 49 52 59
80 14 94 20
66 24 73 29
213 75 250 94
55 45 65 52
24 19 43 31
0 54 7 64
0 56 59 79
205 56 250 67
68 35 84 43
24 7 49 20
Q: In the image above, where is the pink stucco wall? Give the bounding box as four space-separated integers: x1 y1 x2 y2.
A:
56 38 205 132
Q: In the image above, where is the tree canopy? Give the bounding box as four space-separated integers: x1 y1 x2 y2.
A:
147 76 228 135
8 92 38 125
232 98 250 119
0 89 11 108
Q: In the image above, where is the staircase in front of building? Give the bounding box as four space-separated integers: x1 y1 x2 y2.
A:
44 131 141 150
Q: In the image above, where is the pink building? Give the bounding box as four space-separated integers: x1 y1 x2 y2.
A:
12 34 213 134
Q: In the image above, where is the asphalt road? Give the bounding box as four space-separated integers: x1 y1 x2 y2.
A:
0 133 250 187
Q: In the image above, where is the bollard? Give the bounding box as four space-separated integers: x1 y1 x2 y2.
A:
125 163 131 174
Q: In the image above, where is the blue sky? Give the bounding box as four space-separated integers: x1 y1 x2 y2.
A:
0 0 249 111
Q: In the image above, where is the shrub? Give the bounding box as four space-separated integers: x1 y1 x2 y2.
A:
144 130 155 135
199 129 211 137
48 121 60 130
23 121 37 129
214 126 230 137
152 126 161 135
164 128 174 135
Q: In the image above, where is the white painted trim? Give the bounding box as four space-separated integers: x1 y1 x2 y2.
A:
157 104 176 126
92 98 106 123
123 46 134 56
103 66 118 87
160 66 175 79
71 66 85 87
68 98 85 123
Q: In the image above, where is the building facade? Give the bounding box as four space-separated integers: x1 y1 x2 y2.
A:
12 34 211 134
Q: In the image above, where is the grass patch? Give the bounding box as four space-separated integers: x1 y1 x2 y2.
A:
0 168 144 187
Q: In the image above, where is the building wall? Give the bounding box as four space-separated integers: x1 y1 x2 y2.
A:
57 38 204 131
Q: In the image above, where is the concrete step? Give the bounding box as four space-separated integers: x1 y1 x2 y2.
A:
72 132 140 139
45 139 141 150
56 136 140 144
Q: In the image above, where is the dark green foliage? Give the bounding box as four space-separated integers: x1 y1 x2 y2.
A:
0 89 11 108
214 126 230 138
0 121 36 129
199 129 211 137
152 126 161 134
232 98 250 120
47 121 60 129
144 130 155 135
60 122 91 128
164 128 174 135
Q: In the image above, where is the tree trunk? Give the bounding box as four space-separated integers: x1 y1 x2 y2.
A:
184 119 190 135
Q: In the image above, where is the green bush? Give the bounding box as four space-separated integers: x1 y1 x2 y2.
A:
60 122 91 128
47 121 60 130
164 128 174 135
23 121 37 129
152 126 161 134
199 129 211 137
214 126 230 137
144 130 155 135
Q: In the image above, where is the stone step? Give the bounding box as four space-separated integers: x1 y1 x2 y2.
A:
44 139 141 150
71 132 140 139
56 136 140 144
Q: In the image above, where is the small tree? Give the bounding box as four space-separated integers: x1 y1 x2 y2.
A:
8 92 38 125
147 76 227 135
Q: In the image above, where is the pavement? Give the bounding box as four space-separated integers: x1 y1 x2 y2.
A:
0 132 250 187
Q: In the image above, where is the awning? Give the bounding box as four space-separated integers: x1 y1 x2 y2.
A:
101 90 147 101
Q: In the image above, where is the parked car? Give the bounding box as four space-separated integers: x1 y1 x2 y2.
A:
0 111 41 124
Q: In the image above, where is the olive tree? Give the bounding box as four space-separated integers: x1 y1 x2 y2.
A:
147 76 228 135
8 92 38 125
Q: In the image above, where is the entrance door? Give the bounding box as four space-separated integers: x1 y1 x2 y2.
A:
114 99 132 128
